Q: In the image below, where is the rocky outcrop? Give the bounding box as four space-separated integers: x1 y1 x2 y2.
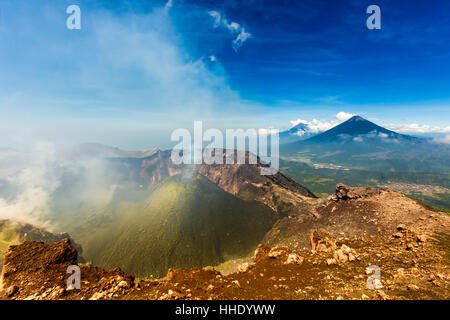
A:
0 239 133 300
253 243 270 262
0 219 84 267
326 244 358 265
111 149 317 217
327 184 382 203
264 183 450 251
310 230 337 253
1 239 77 291
255 245 304 266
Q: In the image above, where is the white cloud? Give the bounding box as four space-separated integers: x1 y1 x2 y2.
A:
307 119 337 133
387 123 450 134
336 111 355 121
315 95 342 104
208 11 221 27
164 0 173 11
224 20 240 32
232 28 252 52
351 131 395 143
209 55 216 62
208 10 251 51
1 2 262 151
0 142 58 226
294 130 307 137
0 141 121 227
289 112 354 135
290 119 309 127
434 134 450 144
86 7 245 121
289 118 337 135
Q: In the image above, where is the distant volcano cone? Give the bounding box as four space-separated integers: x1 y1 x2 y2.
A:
306 116 417 143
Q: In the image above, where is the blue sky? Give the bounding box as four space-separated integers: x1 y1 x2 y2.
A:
0 0 449 149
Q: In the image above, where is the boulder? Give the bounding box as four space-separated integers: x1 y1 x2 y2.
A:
332 244 357 264
310 230 337 252
253 244 270 262
1 239 77 291
285 253 303 265
327 184 380 203
268 246 290 259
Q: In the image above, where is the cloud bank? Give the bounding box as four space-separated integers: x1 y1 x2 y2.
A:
386 123 450 135
0 142 119 228
433 135 450 144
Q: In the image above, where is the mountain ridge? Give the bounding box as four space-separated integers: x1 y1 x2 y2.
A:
305 116 422 143
280 116 449 173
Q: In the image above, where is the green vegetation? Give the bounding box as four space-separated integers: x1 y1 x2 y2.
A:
0 239 12 252
72 174 277 278
408 193 450 213
282 132 450 174
0 222 25 264
0 238 15 268
280 160 450 211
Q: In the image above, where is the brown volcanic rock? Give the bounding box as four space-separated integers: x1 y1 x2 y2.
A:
1 228 449 300
327 183 382 202
197 159 317 216
310 231 337 253
196 156 316 199
112 149 317 217
0 239 77 294
0 239 133 300
166 267 221 283
253 243 271 262
264 184 450 250
15 239 76 267
0 219 84 271
2 183 448 301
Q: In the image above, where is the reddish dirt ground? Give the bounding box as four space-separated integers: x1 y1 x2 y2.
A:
1 185 449 300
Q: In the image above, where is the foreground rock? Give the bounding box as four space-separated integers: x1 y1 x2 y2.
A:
310 230 337 252
1 226 449 300
0 239 133 300
0 219 83 272
327 184 380 203
1 184 448 301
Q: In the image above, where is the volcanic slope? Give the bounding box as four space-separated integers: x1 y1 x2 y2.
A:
263 184 450 250
77 174 278 278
